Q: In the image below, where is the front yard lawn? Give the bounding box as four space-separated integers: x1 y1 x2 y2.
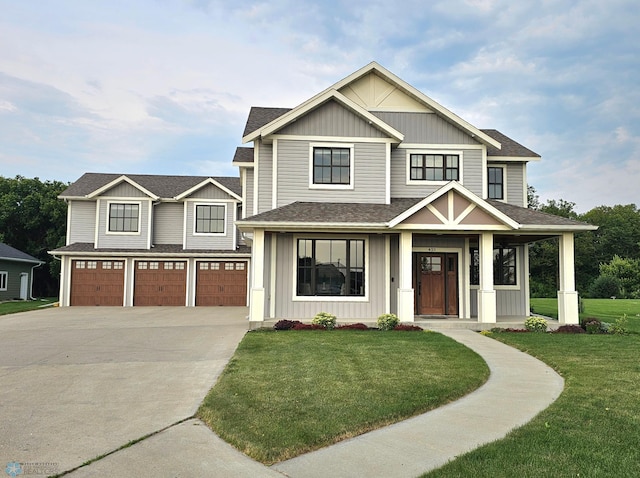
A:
198 329 489 464
425 333 640 477
0 298 57 316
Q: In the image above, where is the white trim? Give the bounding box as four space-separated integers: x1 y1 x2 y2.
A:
66 202 71 245
291 234 369 302
384 235 390 314
253 142 259 216
232 161 255 168
105 200 142 236
308 143 355 190
464 238 471 319
524 244 531 314
487 163 507 202
241 168 247 219
481 147 488 199
488 156 540 162
272 139 279 209
87 175 159 200
398 143 484 150
270 134 396 144
522 164 528 207
0 271 7 291
405 150 464 186
174 177 242 201
232 203 238 249
94 199 100 247
385 143 391 204
192 202 227 237
182 202 188 248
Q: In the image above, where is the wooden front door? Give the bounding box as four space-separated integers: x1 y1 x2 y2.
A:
415 253 458 316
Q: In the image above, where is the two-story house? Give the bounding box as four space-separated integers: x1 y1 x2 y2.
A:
51 174 250 306
235 62 595 327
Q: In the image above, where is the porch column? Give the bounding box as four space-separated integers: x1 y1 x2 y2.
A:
477 232 496 323
397 231 415 322
249 228 266 324
558 232 579 324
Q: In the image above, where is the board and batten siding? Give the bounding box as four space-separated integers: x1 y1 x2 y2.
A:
276 139 387 206
96 199 150 249
271 234 386 319
390 148 483 198
506 162 525 207
100 182 149 198
68 200 96 244
279 100 386 138
257 141 273 214
153 202 183 245
184 201 235 250
373 112 480 144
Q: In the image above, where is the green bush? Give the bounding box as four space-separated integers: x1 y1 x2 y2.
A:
311 312 337 330
610 314 629 335
589 275 620 298
524 316 548 333
377 313 399 331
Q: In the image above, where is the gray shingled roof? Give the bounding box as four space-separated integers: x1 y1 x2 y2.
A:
50 243 251 255
0 243 42 263
239 198 593 230
233 147 254 163
241 107 539 158
60 173 241 199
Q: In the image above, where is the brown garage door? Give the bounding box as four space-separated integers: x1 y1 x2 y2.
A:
70 260 125 306
196 261 247 306
134 261 187 306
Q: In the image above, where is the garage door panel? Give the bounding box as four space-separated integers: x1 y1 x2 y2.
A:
70 260 124 306
196 262 247 306
134 261 187 306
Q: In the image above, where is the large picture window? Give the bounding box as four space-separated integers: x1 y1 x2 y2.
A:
488 166 504 200
108 203 139 233
195 204 225 234
410 154 459 181
297 238 365 296
313 147 351 185
470 246 517 286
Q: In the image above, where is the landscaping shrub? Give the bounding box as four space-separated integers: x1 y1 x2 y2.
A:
479 330 493 336
336 323 370 330
393 324 423 331
503 328 529 333
588 275 620 298
311 312 337 330
584 318 603 334
293 323 326 330
273 319 302 330
610 314 629 335
555 325 586 334
524 316 548 333
377 313 399 331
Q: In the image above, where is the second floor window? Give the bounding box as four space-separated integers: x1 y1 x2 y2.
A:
109 203 139 232
488 166 504 200
313 147 350 185
195 204 225 234
410 154 459 181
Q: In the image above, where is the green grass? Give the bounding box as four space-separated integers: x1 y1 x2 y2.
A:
531 297 640 333
197 330 489 464
424 333 640 477
0 297 57 316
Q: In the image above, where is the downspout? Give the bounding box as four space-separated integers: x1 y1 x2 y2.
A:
29 262 43 300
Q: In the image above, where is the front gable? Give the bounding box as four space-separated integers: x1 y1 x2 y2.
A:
87 175 158 200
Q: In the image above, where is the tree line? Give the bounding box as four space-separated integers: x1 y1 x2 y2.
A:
0 176 638 299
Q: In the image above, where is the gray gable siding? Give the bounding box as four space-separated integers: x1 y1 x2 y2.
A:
100 182 149 197
184 202 235 250
153 202 183 245
258 141 273 214
68 200 96 244
278 100 386 138
276 139 387 206
96 199 150 249
0 260 30 300
506 162 525 207
272 234 386 319
244 168 254 217
188 183 235 200
390 148 483 198
373 112 479 144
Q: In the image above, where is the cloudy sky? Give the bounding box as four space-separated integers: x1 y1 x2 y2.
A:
1 0 638 212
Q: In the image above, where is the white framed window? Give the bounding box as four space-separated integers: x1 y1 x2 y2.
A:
194 203 226 235
107 202 141 234
149 262 159 270
0 271 7 291
309 143 355 190
138 262 148 270
211 262 220 270
406 150 464 185
103 261 112 269
165 262 174 270
199 262 209 270
87 261 97 269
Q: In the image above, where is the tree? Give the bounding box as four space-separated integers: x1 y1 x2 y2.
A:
598 255 640 299
0 176 69 296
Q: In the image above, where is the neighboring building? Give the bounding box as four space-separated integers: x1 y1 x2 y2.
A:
51 174 249 306
0 243 43 301
235 62 595 326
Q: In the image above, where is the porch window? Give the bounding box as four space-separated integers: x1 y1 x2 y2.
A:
108 203 139 233
487 166 504 200
0 271 7 291
297 238 365 296
470 246 517 286
410 154 459 181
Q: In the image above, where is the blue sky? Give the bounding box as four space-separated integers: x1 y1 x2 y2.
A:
1 0 638 212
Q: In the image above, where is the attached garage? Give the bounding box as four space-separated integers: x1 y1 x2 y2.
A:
70 260 125 306
134 261 187 306
196 261 247 306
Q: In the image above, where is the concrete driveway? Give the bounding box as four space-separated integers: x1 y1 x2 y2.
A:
0 306 249 475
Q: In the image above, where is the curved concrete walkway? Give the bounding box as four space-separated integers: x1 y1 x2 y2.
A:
273 329 564 478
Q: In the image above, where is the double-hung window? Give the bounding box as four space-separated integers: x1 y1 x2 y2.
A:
0 271 7 291
410 154 459 181
108 203 139 233
297 238 365 296
311 145 353 187
470 246 517 286
488 166 504 200
195 204 225 234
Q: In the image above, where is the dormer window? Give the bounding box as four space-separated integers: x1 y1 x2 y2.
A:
108 203 139 233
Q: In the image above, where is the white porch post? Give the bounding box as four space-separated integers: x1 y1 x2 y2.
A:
397 231 414 322
558 232 579 324
249 228 266 324
477 232 496 323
